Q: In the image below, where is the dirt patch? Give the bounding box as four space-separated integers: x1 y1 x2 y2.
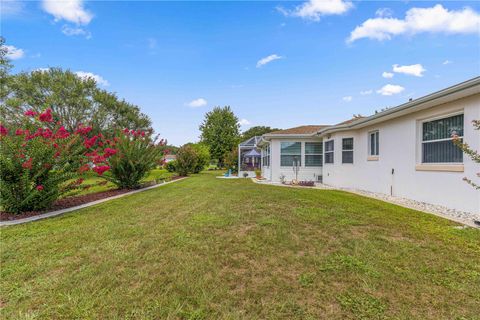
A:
0 176 184 221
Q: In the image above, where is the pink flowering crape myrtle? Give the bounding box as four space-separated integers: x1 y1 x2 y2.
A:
0 108 117 213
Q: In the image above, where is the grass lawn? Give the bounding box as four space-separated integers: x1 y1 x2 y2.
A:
65 168 174 196
1 172 479 319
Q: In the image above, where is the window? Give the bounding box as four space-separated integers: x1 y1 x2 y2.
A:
324 140 334 164
342 138 354 164
262 144 270 167
369 131 379 156
280 142 301 166
422 114 463 163
305 142 323 167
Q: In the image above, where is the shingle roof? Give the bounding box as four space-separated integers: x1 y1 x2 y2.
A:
334 116 365 126
267 125 330 135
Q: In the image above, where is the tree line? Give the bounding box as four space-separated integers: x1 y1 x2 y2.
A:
198 105 279 168
1 36 280 173
1 38 151 136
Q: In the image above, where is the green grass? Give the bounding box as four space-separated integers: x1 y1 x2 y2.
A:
65 169 174 196
1 172 479 319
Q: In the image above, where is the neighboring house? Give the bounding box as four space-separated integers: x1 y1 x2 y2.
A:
259 125 329 182
163 154 177 163
255 77 480 214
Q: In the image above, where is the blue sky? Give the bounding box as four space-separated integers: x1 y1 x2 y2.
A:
2 0 480 145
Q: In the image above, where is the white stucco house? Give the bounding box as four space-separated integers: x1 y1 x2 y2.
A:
254 77 480 214
259 125 328 182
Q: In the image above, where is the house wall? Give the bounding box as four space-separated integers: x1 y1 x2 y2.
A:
262 138 323 183
322 94 480 214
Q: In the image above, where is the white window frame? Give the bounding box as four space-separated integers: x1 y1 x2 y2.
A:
305 142 323 167
342 137 354 164
324 140 334 164
368 130 379 157
262 144 271 167
420 112 464 165
280 142 302 167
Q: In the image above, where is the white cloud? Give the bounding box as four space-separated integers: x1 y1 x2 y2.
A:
256 54 283 68
2 45 25 60
1 0 25 16
392 63 426 77
360 89 373 95
342 96 352 102
278 0 353 21
375 8 393 18
443 60 452 65
382 71 394 78
61 25 91 38
75 71 109 86
186 98 207 108
348 4 480 42
238 119 251 126
377 84 405 96
42 0 93 25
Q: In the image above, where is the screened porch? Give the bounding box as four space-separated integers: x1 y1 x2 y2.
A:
238 136 262 177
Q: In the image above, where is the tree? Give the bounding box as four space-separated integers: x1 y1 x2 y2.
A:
157 144 178 155
188 143 210 173
241 126 280 141
223 147 239 173
1 68 151 136
104 130 165 189
0 108 112 213
199 106 240 166
175 145 198 176
453 120 480 189
0 37 13 101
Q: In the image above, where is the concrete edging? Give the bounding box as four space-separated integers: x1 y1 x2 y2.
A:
0 177 188 227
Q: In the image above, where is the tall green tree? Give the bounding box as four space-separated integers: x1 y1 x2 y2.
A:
199 106 240 166
1 68 151 136
0 37 12 101
241 126 280 141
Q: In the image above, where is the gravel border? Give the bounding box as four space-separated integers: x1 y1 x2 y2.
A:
0 177 188 227
251 178 479 228
337 187 480 228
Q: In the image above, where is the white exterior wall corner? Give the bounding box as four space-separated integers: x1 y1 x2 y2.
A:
262 137 323 183
322 94 480 214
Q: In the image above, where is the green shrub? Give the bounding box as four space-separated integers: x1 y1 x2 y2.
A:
190 143 210 173
223 148 238 173
0 109 111 213
165 160 177 173
175 145 198 176
103 130 164 189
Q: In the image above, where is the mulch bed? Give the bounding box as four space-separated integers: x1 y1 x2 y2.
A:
0 176 184 221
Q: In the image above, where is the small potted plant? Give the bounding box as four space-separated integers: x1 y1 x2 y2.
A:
255 169 262 179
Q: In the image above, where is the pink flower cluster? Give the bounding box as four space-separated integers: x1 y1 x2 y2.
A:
123 128 146 137
2 108 120 177
0 125 7 136
38 108 53 122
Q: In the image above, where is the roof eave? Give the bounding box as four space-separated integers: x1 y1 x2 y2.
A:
262 132 319 139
